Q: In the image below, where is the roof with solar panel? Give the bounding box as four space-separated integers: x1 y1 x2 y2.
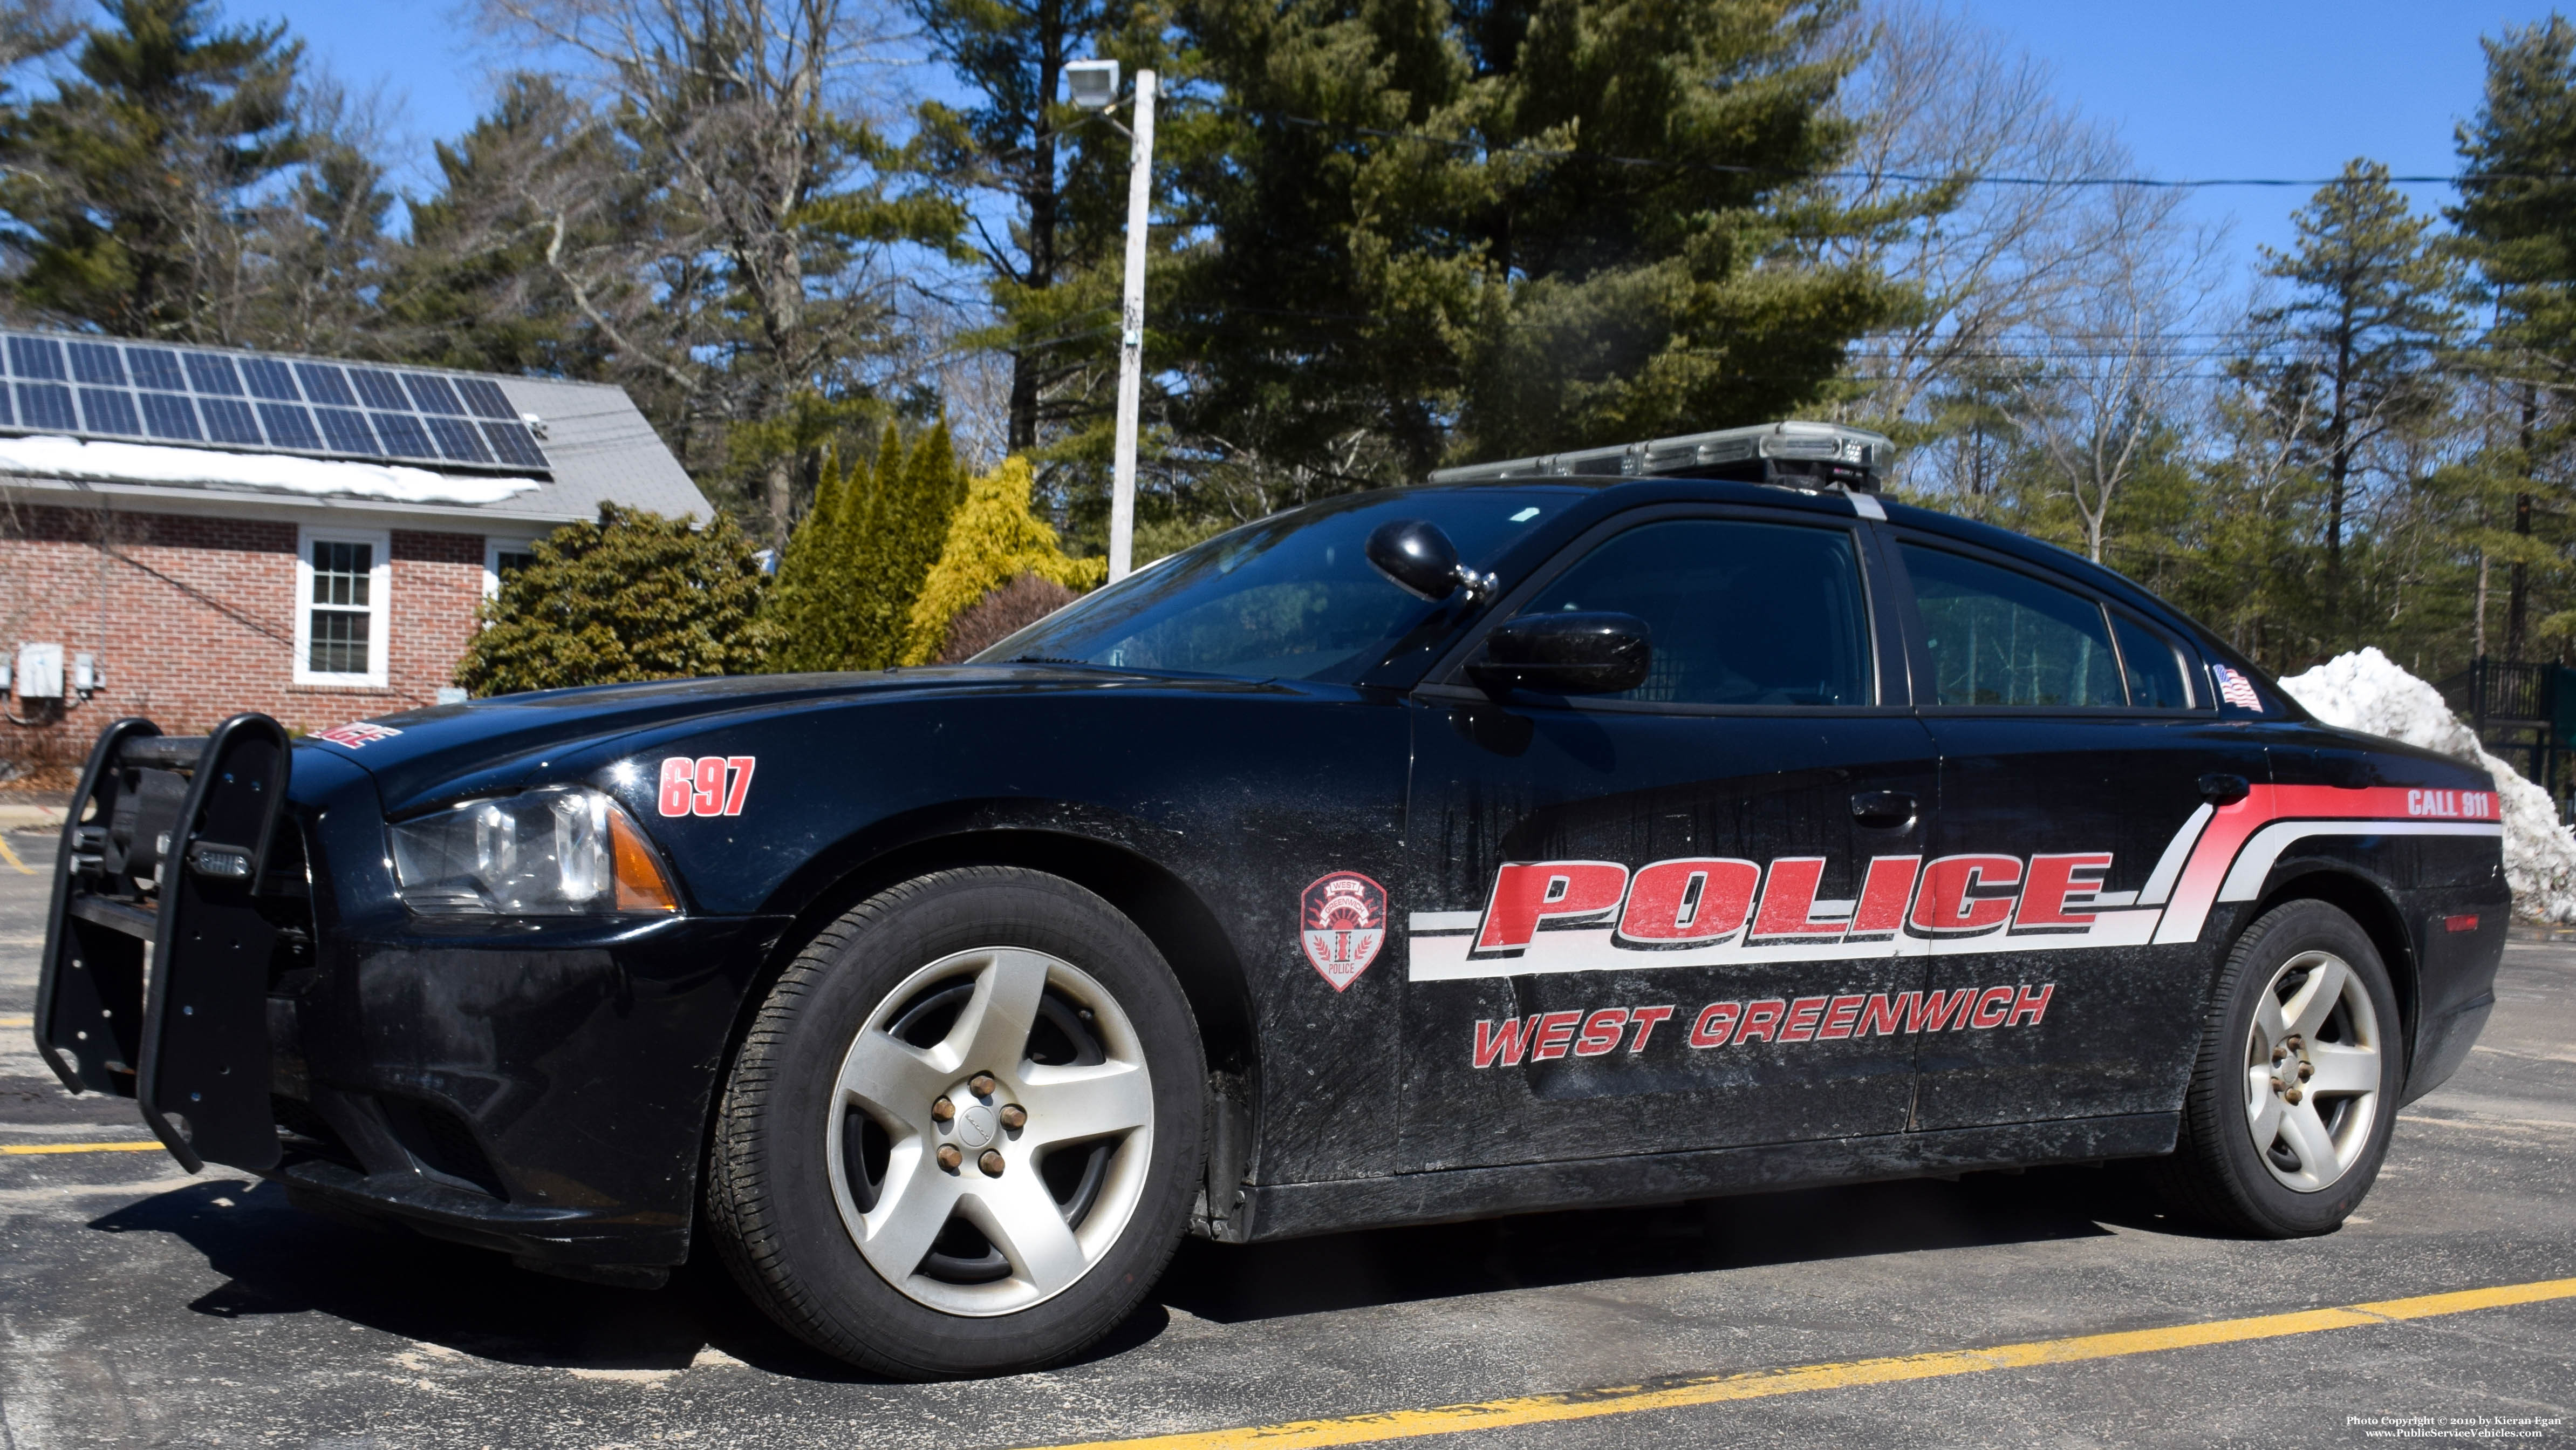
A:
0 328 707 522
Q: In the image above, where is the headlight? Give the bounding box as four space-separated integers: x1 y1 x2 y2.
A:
391 785 679 916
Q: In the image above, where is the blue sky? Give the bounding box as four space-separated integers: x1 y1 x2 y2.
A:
263 1 491 171
267 0 2550 282
1953 0 2543 274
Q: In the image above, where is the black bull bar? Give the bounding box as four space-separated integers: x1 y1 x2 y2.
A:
33 714 294 1174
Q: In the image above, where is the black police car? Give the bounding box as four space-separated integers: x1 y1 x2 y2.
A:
35 421 2507 1378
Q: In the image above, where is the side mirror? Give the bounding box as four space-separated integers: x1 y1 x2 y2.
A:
1367 519 1486 601
1468 612 1652 696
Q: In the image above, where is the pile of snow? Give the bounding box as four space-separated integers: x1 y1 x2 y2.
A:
2279 647 2576 921
0 434 541 506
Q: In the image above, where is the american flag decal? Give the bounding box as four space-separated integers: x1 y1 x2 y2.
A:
2214 665 2263 712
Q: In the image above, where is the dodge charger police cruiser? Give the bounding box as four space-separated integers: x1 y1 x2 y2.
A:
33 420 2507 1378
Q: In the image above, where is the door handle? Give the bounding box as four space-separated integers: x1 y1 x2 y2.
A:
1851 790 1917 829
2198 773 2250 806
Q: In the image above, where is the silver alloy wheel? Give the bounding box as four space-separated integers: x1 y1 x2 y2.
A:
824 947 1154 1316
2242 948 2382 1193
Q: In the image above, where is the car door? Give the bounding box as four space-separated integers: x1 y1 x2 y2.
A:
1397 503 1938 1173
1889 535 2271 1131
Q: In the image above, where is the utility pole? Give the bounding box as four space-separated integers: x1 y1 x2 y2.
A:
1066 59 1156 583
1108 69 1155 582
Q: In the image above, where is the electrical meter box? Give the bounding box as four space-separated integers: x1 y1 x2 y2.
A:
15 643 64 699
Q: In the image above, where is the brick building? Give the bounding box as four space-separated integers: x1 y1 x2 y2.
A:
0 330 708 766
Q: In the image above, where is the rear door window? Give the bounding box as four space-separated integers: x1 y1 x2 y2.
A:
1901 544 2123 707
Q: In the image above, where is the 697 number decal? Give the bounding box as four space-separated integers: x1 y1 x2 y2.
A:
659 755 756 818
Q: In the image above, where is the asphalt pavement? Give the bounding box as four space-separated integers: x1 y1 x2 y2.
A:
1 823 2570 1449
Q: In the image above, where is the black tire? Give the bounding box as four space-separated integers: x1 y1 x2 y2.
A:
705 867 1205 1378
2151 898 2403 1237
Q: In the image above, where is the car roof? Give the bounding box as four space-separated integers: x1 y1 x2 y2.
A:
1389 473 2247 678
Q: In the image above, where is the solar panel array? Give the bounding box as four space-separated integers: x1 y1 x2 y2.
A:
0 330 550 474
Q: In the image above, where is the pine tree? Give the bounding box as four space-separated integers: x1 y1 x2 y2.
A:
880 419 973 657
457 505 774 695
378 73 619 377
0 0 307 339
251 95 398 355
905 0 1133 454
904 456 1105 663
762 444 870 672
2450 17 2576 661
2249 161 2463 605
1163 0 1924 495
841 425 917 668
759 422 972 670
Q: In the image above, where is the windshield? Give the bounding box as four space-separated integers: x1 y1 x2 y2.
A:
979 488 1573 682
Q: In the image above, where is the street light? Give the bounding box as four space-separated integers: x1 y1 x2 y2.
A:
1065 58 1154 582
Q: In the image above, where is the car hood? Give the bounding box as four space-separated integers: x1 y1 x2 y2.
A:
292 665 1187 809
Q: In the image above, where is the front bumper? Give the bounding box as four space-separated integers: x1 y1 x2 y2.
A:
270 911 790 1268
38 716 791 1271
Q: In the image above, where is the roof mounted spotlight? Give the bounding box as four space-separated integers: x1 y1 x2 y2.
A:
1065 58 1121 110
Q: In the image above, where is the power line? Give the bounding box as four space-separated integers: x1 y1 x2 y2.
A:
1233 106 2519 192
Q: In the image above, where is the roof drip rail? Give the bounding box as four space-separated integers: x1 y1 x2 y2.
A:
1428 419 1894 494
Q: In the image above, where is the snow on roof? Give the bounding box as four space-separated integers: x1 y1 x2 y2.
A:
0 433 541 506
2279 646 2576 922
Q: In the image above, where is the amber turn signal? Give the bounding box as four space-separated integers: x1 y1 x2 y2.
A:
609 807 680 913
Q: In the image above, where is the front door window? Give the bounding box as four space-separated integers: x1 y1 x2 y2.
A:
1516 519 1874 707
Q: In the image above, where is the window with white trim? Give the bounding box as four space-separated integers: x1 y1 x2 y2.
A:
483 537 536 599
295 526 391 686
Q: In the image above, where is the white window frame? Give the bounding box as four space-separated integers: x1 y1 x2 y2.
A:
294 525 392 687
483 536 538 600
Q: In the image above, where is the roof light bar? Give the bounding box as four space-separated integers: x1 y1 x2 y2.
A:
1429 420 1895 493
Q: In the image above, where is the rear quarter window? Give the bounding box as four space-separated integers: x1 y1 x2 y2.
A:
2112 612 2195 709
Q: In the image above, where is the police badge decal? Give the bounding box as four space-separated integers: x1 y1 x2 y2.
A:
1301 872 1388 991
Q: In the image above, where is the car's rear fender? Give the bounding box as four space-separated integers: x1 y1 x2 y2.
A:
2248 852 2506 1101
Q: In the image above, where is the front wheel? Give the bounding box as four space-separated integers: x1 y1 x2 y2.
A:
2151 898 2402 1237
705 868 1206 1378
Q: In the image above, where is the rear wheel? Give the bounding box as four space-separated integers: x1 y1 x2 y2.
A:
2152 898 2401 1237
706 868 1205 1378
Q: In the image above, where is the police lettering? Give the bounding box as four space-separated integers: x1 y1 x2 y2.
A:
1474 852 2108 955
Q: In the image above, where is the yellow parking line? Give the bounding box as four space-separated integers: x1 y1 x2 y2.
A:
1037 1276 2576 1450
0 1016 31 1029
2 1142 165 1155
0 835 28 874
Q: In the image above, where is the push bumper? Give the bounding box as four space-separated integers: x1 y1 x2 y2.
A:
36 714 791 1272
36 715 295 1172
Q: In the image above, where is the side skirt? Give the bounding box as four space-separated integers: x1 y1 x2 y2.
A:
1228 1113 2178 1244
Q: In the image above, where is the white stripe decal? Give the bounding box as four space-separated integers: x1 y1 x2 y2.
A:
2153 815 2500 946
2217 820 2503 903
1407 909 2163 982
1408 910 1481 933
2135 802 2213 907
